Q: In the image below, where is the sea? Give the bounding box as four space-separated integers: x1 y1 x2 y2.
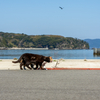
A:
0 49 100 59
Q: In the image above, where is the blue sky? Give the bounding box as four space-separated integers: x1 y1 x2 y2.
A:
0 0 100 39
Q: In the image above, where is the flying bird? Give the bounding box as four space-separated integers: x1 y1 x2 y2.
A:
59 6 63 10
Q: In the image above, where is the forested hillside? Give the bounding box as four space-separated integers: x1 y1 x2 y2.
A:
0 32 89 49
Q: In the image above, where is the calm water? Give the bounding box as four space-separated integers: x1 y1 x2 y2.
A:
0 49 99 59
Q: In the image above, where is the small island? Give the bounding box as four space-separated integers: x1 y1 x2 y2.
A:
0 32 89 50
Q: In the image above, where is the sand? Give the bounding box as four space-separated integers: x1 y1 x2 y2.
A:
0 59 100 70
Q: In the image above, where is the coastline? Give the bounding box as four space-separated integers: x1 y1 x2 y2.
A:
0 47 48 50
0 59 100 70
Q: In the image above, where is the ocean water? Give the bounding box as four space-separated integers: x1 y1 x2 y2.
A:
0 49 99 59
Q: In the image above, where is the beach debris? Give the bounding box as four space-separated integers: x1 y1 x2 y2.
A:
13 58 18 60
55 61 59 68
59 58 65 61
54 58 65 68
84 58 87 61
53 59 57 62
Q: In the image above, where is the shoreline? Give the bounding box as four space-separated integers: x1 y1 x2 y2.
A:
0 47 48 50
0 59 100 70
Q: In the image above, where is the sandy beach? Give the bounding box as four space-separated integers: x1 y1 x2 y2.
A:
0 59 100 70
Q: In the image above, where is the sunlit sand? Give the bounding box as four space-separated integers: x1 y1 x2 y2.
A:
0 59 100 70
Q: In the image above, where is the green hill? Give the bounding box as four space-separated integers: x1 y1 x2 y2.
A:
0 32 89 49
